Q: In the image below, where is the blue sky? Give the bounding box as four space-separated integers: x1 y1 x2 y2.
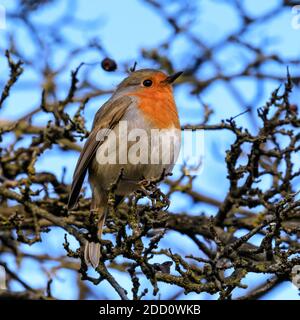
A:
0 0 299 299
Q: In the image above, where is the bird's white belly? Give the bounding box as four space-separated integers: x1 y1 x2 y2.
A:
89 105 181 195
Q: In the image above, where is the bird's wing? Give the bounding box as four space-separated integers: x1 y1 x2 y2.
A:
68 95 133 209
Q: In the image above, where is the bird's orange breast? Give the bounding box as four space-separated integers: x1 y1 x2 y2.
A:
127 88 180 129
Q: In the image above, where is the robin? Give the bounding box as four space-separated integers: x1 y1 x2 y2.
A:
68 69 182 268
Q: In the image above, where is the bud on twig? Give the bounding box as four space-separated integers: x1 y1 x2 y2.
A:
101 58 117 72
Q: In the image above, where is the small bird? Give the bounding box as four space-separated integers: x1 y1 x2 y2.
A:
68 69 182 268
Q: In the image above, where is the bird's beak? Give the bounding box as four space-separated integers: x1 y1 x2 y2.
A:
161 71 183 84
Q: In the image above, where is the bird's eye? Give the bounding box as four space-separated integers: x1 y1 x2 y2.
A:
143 79 153 87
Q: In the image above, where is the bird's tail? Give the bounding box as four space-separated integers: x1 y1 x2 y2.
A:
84 206 107 268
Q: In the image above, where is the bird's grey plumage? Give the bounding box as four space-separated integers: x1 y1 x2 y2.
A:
67 95 133 209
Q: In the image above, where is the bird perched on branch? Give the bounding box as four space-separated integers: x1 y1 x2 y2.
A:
68 69 182 268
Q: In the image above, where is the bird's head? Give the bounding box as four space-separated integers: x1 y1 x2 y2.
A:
115 69 183 96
